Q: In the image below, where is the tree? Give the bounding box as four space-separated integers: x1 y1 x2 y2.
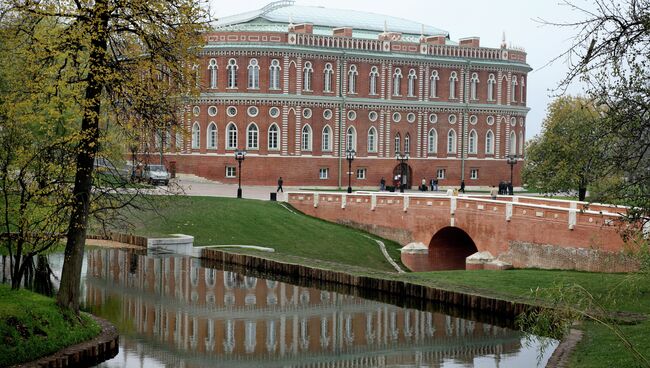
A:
5 0 208 312
548 0 650 216
523 96 609 201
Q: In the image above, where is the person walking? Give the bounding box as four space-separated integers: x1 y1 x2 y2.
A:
429 178 435 191
277 177 284 192
421 178 427 191
490 185 498 200
433 178 439 191
459 180 465 194
380 177 386 191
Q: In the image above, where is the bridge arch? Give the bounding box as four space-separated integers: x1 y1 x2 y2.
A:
427 226 478 270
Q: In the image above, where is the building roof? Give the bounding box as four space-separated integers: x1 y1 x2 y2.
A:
214 1 449 41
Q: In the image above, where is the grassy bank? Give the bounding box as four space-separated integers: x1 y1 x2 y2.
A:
123 196 404 272
122 195 648 367
0 285 101 366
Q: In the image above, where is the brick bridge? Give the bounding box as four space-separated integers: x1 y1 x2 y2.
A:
287 192 638 272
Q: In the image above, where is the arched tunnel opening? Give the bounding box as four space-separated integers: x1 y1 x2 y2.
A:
402 227 479 272
429 227 478 270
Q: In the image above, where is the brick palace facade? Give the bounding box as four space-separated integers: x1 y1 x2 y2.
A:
157 0 531 189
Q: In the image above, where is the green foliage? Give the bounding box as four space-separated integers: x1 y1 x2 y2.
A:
522 96 609 200
0 284 101 366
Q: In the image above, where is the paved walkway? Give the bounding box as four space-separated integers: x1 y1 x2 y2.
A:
169 175 533 201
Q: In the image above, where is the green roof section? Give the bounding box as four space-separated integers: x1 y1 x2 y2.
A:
214 1 449 42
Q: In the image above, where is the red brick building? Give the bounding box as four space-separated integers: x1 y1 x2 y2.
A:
164 0 530 189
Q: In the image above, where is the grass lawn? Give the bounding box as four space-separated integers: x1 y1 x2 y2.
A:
0 285 101 367
410 269 650 368
122 196 404 272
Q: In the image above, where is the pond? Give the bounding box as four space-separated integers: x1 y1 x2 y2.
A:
11 248 558 367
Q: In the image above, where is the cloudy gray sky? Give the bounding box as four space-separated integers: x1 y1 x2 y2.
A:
208 0 594 139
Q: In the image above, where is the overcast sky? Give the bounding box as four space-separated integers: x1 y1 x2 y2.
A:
208 0 594 139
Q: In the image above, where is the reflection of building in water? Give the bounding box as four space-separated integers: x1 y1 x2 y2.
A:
85 249 523 367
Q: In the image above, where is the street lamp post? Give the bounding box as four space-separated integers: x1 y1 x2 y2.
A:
396 151 410 193
345 149 356 193
506 154 518 195
235 149 246 199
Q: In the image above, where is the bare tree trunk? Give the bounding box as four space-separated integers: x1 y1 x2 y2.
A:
579 187 587 201
56 4 108 313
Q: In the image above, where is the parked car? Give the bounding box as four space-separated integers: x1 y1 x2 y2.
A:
142 164 170 185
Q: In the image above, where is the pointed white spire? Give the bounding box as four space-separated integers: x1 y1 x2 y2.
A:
501 31 507 48
384 20 388 33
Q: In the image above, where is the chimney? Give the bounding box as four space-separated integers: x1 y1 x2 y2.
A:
423 35 446 45
291 23 313 34
333 27 353 37
459 37 480 47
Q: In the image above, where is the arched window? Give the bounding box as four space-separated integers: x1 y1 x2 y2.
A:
303 61 313 91
322 125 331 152
428 128 437 154
227 58 238 88
487 74 496 101
509 130 516 154
447 129 457 153
247 59 259 89
520 76 526 102
368 127 377 153
191 123 200 149
430 70 439 98
207 122 217 149
268 124 279 150
449 71 458 99
247 123 258 149
404 133 411 153
301 124 312 151
511 76 518 102
485 130 494 154
346 126 356 151
468 130 478 154
323 63 333 93
407 69 417 97
519 131 524 155
348 65 358 94
269 59 281 89
369 66 379 95
208 59 217 89
392 68 402 96
470 73 479 100
226 123 237 149
394 133 401 154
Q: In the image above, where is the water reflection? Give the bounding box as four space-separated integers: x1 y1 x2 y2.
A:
76 248 556 368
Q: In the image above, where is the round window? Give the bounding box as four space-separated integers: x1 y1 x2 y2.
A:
247 106 258 117
347 110 356 121
227 106 237 117
519 118 524 127
323 109 332 120
208 106 217 117
487 116 495 125
407 113 416 123
192 106 200 116
510 117 516 127
429 113 438 124
392 112 401 122
269 107 280 118
302 108 312 119
368 111 378 122
448 114 457 124
470 115 478 125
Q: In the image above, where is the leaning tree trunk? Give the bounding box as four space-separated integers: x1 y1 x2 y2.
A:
56 5 108 313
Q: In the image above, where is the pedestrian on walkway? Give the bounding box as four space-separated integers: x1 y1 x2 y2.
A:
277 177 284 192
380 177 386 191
433 178 439 191
459 180 465 194
490 185 498 200
420 178 427 191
